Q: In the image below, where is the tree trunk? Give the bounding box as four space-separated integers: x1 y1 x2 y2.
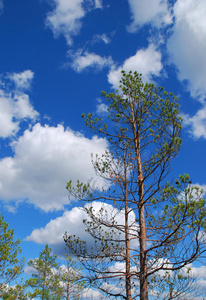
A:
42 278 45 300
66 279 70 300
124 153 132 300
129 95 148 300
136 136 148 300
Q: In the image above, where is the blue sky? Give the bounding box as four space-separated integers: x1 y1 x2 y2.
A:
1 0 206 295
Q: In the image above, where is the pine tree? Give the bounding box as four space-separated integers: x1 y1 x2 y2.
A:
58 254 85 300
1 280 28 300
0 215 24 297
26 244 63 300
65 71 206 300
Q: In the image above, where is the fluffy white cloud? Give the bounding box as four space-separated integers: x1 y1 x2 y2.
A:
26 205 91 245
0 92 19 138
191 184 206 196
0 124 107 211
8 70 34 91
24 265 37 275
196 278 206 290
69 49 113 72
0 72 38 138
181 264 206 292
26 201 138 255
167 0 206 98
80 288 102 299
108 44 162 89
182 105 206 139
46 0 102 45
96 100 108 115
127 0 172 31
190 265 206 279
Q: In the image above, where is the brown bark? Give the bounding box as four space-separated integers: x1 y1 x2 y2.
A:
129 94 148 300
137 147 148 300
42 277 45 300
124 153 132 300
66 279 69 300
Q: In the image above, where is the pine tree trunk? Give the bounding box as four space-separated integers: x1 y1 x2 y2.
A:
129 94 148 300
42 279 45 300
66 280 69 300
136 136 148 300
124 154 132 300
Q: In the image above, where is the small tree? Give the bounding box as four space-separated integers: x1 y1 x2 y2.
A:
0 215 24 297
148 268 205 300
58 254 85 300
1 280 28 300
26 244 63 300
64 71 206 300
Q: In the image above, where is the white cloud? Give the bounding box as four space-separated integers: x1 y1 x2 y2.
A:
191 184 206 197
26 201 138 258
181 264 206 292
105 261 127 275
46 0 102 45
96 98 109 115
182 105 206 139
26 205 91 245
94 0 102 9
0 124 108 211
167 0 206 98
0 91 19 138
96 103 108 115
0 72 38 138
13 93 37 119
8 70 34 91
190 265 206 280
2 204 17 214
196 278 206 290
69 49 113 72
69 50 113 72
127 0 172 31
92 33 111 44
24 265 37 275
81 288 102 299
108 44 162 89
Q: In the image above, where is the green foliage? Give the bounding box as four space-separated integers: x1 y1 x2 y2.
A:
148 268 200 300
26 245 85 300
58 254 85 300
65 71 206 299
1 280 28 300
26 244 63 300
0 215 24 296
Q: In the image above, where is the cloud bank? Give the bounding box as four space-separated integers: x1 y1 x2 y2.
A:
26 201 137 254
167 0 206 98
0 124 108 211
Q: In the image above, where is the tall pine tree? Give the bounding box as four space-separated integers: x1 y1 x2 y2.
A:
65 71 206 300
